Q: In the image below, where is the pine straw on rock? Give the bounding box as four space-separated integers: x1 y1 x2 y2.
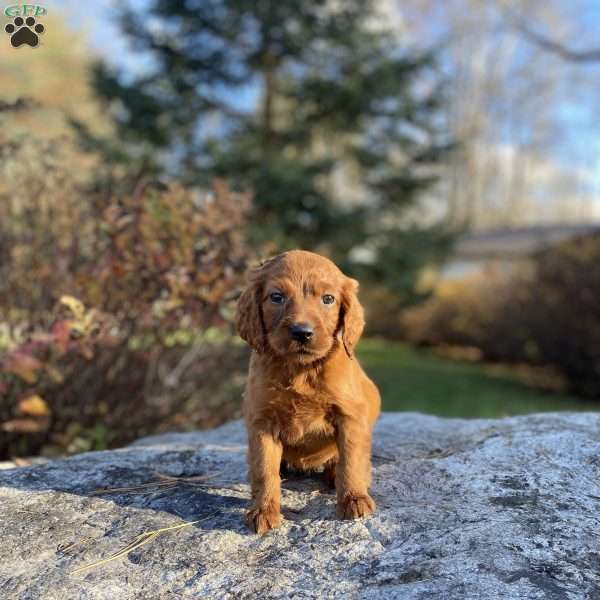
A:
69 473 224 575
70 513 218 576
91 472 221 496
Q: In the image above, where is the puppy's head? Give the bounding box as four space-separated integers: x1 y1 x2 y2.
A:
236 250 364 363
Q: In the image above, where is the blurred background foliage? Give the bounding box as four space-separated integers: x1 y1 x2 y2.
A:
85 0 455 304
401 235 600 398
1 0 600 459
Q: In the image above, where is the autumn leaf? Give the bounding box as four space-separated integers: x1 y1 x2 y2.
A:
17 394 51 417
51 319 72 352
60 295 85 320
5 352 43 384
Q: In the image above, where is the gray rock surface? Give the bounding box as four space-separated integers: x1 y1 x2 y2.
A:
1 412 600 599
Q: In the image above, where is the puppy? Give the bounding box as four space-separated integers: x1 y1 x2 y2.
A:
236 250 380 534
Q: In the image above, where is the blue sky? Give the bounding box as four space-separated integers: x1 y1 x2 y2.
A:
56 0 151 73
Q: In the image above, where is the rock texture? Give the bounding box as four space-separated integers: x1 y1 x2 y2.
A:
1 412 600 599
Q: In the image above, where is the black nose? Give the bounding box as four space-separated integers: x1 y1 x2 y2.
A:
289 323 314 343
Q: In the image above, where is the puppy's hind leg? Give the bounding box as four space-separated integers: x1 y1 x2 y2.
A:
323 460 337 490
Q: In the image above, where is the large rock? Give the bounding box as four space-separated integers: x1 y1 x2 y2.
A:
1 412 600 599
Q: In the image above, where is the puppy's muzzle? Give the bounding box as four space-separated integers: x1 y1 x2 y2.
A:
289 323 314 344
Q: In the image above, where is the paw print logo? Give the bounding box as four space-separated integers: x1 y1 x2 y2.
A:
5 16 45 48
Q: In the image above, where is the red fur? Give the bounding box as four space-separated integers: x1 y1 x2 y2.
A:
236 250 381 533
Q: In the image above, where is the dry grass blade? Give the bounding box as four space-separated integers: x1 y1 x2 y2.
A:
91 472 222 496
154 473 220 484
91 481 178 496
58 537 95 556
69 512 218 576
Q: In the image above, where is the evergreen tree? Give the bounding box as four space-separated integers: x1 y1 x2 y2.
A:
91 0 454 303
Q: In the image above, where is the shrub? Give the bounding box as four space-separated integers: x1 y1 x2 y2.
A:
527 236 600 397
401 235 600 398
401 267 537 362
0 136 255 458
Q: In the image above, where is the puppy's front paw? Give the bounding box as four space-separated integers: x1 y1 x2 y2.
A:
246 502 282 534
337 493 375 520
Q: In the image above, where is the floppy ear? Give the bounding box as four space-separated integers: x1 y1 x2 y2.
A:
340 277 365 359
235 274 266 353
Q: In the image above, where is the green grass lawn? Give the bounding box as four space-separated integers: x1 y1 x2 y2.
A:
357 339 594 418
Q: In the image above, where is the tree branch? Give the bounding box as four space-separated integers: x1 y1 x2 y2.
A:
513 19 600 63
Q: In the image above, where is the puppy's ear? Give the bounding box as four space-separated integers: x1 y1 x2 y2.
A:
235 273 265 353
340 277 365 359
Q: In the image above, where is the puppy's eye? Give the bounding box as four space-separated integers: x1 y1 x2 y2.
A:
270 292 285 304
322 294 335 305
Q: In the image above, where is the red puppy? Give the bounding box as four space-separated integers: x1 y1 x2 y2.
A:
236 250 380 534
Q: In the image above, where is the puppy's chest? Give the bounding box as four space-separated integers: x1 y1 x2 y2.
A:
272 392 336 446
